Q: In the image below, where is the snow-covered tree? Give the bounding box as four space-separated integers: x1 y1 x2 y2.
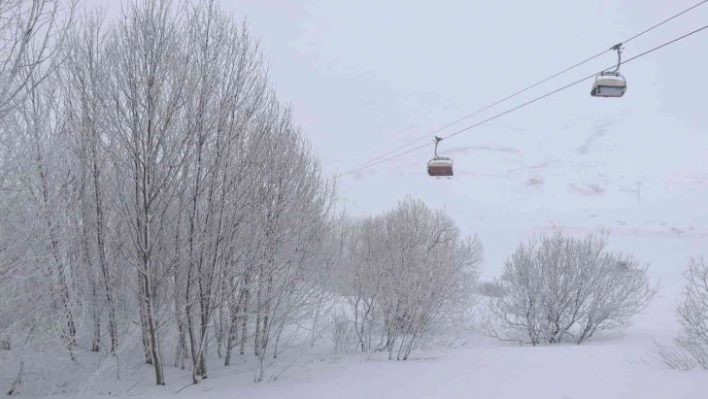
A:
674 255 708 368
338 197 482 359
486 230 656 345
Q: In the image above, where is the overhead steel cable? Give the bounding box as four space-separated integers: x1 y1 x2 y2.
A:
342 0 708 176
340 24 708 177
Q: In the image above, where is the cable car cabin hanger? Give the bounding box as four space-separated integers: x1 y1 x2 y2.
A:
591 43 627 98
427 136 453 178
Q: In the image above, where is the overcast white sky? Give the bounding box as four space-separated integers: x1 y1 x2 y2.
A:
83 0 708 277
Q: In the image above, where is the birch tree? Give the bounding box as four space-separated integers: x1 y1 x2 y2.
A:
0 5 81 384
177 0 269 382
14 67 80 356
101 0 193 385
248 100 338 382
339 215 388 354
60 9 121 355
0 151 56 356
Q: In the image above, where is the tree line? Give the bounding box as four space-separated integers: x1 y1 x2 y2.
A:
0 0 484 390
0 0 339 387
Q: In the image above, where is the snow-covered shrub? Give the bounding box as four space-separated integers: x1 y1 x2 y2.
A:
336 197 482 360
330 310 357 356
485 230 656 345
672 255 708 369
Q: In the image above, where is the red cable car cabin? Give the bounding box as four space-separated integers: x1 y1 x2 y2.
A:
427 157 453 177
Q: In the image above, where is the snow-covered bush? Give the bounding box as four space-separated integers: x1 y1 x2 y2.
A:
673 255 708 368
336 197 482 360
330 310 357 357
485 230 656 345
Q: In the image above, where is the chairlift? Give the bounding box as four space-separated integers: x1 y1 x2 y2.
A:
427 136 453 178
591 44 627 98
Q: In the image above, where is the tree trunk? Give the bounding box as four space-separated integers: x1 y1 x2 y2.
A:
33 134 76 349
141 270 165 385
216 303 225 360
238 272 251 356
254 265 263 358
90 139 118 354
91 280 101 352
224 298 238 366
186 290 199 382
139 289 154 365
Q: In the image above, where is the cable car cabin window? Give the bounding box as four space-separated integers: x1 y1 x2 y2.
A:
593 85 626 97
428 166 453 176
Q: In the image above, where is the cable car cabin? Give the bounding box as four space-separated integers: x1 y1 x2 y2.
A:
427 157 453 177
590 72 627 98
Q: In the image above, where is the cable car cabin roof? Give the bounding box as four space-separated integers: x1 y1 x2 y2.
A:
591 74 627 97
428 157 452 166
427 157 453 177
595 74 626 87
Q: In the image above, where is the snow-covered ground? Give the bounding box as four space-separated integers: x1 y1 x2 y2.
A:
8 222 706 399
